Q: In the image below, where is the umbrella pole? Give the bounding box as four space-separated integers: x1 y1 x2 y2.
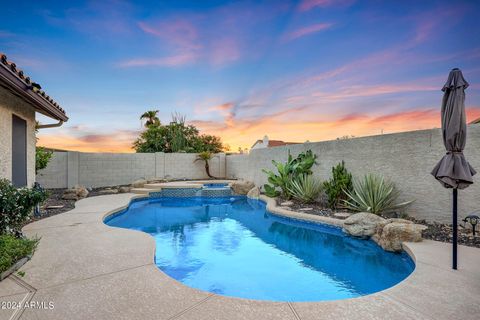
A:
453 188 458 270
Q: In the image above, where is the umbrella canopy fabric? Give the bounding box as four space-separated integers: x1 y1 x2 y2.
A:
431 68 476 189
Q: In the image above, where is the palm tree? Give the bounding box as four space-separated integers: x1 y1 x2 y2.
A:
194 151 216 179
140 110 160 127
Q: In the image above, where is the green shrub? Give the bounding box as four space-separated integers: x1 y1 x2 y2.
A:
287 174 323 203
342 174 414 215
262 150 317 199
0 234 38 274
35 147 53 174
0 179 49 235
323 161 353 209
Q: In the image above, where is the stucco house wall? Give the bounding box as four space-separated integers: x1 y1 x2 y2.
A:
0 85 36 186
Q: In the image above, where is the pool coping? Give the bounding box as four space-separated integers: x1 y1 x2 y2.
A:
2 193 478 320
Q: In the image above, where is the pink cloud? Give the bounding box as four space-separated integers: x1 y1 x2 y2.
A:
298 0 355 12
283 22 333 41
138 20 200 50
118 53 197 67
209 38 241 65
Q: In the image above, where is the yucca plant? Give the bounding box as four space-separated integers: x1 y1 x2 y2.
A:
342 174 414 215
287 174 323 203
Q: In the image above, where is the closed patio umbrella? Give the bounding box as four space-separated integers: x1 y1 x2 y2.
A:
431 68 476 270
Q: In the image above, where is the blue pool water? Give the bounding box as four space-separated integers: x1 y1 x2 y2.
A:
202 183 229 188
105 196 414 302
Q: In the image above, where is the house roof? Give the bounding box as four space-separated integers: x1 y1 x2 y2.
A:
0 53 68 122
251 139 300 149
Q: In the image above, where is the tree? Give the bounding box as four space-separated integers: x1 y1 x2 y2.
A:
140 110 160 127
194 151 216 178
35 147 53 174
133 113 224 153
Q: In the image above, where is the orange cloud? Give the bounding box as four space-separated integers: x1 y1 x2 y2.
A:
37 107 480 153
37 130 138 153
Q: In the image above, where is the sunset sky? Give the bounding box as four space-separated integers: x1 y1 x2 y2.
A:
1 0 480 152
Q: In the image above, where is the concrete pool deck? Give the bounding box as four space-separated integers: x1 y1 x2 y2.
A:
1 193 479 320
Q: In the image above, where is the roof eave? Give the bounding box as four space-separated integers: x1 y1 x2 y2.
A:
0 65 68 122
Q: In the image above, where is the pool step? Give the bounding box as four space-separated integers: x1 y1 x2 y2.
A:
143 183 202 189
143 183 163 189
130 188 157 195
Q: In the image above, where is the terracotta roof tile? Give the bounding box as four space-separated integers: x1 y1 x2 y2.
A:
0 53 67 120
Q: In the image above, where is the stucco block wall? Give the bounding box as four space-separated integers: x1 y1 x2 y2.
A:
37 152 226 188
225 154 251 179
36 152 67 188
0 86 36 186
36 126 479 223
226 126 480 223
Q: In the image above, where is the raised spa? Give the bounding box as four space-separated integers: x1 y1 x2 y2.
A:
105 196 414 302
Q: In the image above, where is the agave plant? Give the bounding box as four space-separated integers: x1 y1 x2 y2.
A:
342 174 414 215
287 174 322 203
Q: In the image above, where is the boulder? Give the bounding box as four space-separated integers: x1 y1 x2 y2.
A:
246 187 260 199
131 179 147 188
74 185 89 198
231 180 255 195
333 212 352 219
343 212 386 238
374 222 427 252
118 186 131 193
98 188 119 195
61 190 78 200
147 178 165 184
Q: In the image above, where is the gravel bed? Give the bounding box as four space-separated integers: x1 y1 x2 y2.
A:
275 197 480 248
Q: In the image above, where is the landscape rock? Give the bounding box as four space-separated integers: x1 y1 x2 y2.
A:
280 201 294 206
343 212 386 238
98 188 119 195
299 208 313 211
61 191 78 200
74 185 89 198
231 180 255 195
247 187 260 199
333 212 352 219
131 179 147 188
118 186 131 193
374 222 427 252
147 178 166 184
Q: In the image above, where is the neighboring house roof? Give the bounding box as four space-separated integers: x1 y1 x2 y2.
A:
0 53 68 121
251 139 300 149
469 117 480 125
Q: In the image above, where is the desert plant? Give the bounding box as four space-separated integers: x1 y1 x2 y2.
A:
0 179 49 235
342 174 414 215
194 151 216 178
133 113 224 153
323 161 353 209
287 174 323 203
35 147 53 174
0 234 39 274
262 150 317 198
140 110 160 127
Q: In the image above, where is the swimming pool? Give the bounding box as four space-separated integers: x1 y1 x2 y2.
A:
105 196 414 302
202 183 229 188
